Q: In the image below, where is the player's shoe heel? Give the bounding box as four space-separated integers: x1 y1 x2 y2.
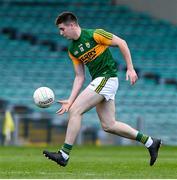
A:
43 150 69 167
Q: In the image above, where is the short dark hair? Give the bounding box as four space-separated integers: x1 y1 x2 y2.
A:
55 12 78 26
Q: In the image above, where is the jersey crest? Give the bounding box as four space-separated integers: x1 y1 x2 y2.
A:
85 42 90 48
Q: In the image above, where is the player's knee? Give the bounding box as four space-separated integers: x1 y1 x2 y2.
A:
69 106 78 116
69 105 82 117
102 120 116 133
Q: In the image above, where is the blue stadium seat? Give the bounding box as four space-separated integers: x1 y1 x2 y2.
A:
0 0 176 145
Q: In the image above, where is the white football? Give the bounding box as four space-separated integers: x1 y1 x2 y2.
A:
33 87 55 108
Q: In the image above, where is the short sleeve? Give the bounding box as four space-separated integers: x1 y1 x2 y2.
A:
93 29 113 46
68 51 82 66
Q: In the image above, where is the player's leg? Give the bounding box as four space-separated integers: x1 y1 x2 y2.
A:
96 99 161 166
64 87 104 145
96 99 138 139
43 87 104 166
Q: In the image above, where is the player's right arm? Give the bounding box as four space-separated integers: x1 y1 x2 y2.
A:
56 52 85 115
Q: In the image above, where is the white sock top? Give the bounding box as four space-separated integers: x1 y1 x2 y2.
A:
145 137 153 148
60 150 69 160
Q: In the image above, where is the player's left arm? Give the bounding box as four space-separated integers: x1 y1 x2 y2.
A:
111 35 138 85
94 29 138 85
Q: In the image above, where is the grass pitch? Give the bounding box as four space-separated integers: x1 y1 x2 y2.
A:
0 145 177 179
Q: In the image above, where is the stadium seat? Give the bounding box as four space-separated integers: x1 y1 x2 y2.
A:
0 0 176 145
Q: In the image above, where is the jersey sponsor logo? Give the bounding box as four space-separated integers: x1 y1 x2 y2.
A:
79 49 96 64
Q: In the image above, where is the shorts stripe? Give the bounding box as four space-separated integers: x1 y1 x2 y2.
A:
95 77 109 93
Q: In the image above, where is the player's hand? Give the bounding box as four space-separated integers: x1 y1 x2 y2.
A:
126 68 138 85
56 99 72 115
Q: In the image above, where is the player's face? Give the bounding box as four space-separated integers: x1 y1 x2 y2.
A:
58 23 75 40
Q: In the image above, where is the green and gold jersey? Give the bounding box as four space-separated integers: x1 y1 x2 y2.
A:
68 29 118 80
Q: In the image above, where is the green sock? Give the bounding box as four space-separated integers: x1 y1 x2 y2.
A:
136 132 149 144
61 143 73 155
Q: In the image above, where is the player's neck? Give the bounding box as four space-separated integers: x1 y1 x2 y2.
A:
73 26 81 40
